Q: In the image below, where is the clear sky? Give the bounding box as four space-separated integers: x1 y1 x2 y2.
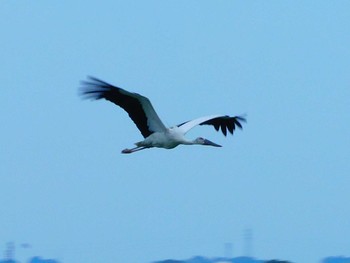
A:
1 1 350 263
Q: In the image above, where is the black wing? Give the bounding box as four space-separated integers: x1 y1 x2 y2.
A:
200 115 246 136
177 115 246 136
79 76 166 138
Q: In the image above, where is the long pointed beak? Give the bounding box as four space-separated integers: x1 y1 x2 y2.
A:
203 139 222 147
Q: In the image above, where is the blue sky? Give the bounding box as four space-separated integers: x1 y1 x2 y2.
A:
1 1 350 263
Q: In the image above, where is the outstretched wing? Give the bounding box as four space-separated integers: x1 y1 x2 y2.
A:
177 115 246 136
79 76 166 138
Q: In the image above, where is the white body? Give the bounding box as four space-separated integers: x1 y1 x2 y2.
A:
136 126 191 149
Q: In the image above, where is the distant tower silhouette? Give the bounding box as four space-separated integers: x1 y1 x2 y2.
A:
224 242 233 259
244 228 253 257
4 242 15 260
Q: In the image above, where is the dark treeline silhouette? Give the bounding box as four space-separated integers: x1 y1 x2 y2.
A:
154 256 293 263
322 257 350 263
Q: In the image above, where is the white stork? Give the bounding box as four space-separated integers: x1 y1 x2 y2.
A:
80 76 246 154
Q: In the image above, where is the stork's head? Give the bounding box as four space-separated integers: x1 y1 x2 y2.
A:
194 137 222 147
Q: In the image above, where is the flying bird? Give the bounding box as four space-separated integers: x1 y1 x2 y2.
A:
80 76 246 154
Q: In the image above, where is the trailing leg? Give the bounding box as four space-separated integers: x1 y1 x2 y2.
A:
121 146 148 154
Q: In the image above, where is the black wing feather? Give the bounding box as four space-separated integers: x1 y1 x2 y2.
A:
200 115 246 136
79 76 153 138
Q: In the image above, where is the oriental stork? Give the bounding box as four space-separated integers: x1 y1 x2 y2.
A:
80 76 246 154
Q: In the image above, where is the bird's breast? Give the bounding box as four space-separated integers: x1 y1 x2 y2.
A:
142 131 182 149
